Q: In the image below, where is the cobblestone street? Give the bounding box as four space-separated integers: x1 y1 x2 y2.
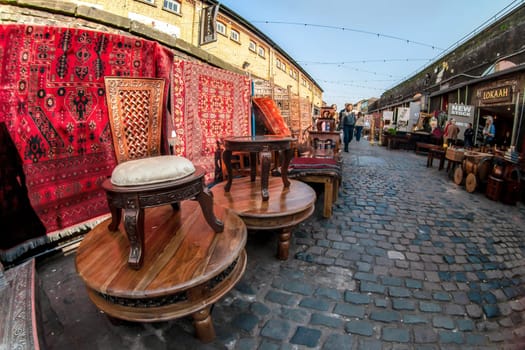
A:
38 140 525 349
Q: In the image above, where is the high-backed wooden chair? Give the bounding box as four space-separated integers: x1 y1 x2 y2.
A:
103 77 223 269
289 127 343 218
105 77 165 163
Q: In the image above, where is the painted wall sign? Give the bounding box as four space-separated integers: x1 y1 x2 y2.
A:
480 85 513 104
448 103 475 118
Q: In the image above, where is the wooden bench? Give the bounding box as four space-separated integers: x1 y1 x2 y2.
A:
416 142 441 155
1 259 42 350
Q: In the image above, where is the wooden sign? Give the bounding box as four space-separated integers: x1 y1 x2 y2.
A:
480 85 512 104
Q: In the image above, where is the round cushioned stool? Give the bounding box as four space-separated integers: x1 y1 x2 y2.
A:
103 155 223 269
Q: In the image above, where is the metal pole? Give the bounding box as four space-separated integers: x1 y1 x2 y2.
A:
511 91 521 147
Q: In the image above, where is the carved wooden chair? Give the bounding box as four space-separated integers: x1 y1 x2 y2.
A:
103 77 223 269
288 127 343 218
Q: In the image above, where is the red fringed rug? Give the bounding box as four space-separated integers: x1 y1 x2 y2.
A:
171 61 251 183
0 25 172 260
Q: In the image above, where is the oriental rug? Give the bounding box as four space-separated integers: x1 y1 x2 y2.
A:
0 25 172 261
171 61 251 183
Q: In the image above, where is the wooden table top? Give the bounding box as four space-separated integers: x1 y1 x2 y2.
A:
211 177 316 219
75 202 246 298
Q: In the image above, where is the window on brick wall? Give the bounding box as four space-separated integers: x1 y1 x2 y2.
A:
163 0 181 14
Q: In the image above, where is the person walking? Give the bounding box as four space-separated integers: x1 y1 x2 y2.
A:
444 118 460 146
354 112 365 142
463 122 474 148
341 103 356 152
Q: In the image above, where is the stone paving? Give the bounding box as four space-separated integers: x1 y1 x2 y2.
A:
37 139 525 349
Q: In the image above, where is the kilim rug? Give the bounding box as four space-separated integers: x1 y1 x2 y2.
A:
171 61 251 183
0 24 172 261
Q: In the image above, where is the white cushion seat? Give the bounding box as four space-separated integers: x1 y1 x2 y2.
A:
111 155 196 186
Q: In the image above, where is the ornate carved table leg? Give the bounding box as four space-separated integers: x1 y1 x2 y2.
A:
192 306 216 343
260 147 272 201
123 207 145 269
250 152 257 182
223 149 233 192
281 148 292 188
277 227 292 260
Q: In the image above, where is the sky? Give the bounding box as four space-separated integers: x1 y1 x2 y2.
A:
218 0 522 110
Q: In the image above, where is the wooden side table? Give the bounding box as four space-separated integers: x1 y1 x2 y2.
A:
222 135 295 201
76 202 246 343
102 166 223 269
211 176 315 260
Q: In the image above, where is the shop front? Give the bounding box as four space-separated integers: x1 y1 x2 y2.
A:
472 79 522 150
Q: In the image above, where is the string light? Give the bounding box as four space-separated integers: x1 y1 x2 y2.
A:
252 21 445 51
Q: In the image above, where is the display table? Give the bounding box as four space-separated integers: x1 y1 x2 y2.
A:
211 176 315 260
222 135 295 201
75 202 246 343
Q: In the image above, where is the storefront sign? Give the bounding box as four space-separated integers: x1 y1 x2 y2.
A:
199 5 219 45
480 85 512 104
448 103 475 118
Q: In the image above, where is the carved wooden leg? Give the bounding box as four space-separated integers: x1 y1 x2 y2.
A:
260 149 271 201
324 179 334 219
196 187 224 233
223 150 233 192
192 306 216 343
249 152 257 182
123 207 145 269
280 148 292 188
277 227 291 260
107 202 121 232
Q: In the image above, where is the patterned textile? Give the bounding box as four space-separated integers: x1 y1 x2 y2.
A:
288 157 342 178
252 97 291 136
0 24 172 260
171 61 251 182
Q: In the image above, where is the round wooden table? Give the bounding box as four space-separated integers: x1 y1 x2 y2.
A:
211 176 316 260
222 135 295 201
76 201 246 343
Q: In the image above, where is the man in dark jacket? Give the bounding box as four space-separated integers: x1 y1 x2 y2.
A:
340 103 355 152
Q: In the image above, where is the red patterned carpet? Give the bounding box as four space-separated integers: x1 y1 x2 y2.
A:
0 25 172 261
171 61 251 183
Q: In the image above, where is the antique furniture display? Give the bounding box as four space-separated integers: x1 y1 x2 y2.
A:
103 77 223 269
222 135 295 201
76 202 247 343
211 176 315 260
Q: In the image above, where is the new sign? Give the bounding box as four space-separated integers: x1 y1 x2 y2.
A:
448 103 475 118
